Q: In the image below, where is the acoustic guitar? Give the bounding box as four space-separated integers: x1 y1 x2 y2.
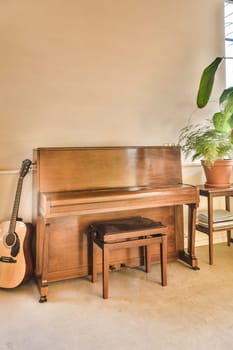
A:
0 159 33 288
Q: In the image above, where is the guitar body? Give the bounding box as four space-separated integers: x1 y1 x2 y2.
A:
0 220 33 288
0 159 33 289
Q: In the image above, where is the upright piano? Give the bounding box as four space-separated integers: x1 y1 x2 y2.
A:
33 146 199 300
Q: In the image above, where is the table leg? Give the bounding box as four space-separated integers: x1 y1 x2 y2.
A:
225 196 232 246
208 195 214 265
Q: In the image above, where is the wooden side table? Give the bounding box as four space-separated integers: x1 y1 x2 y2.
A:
196 185 233 265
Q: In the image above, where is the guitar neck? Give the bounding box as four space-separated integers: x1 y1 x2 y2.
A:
9 177 24 234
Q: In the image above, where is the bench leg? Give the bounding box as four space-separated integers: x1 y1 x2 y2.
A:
92 240 97 283
209 231 214 265
227 229 231 246
102 245 109 299
160 235 167 286
145 244 151 273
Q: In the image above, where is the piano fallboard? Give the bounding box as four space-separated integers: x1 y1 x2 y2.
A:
40 184 199 218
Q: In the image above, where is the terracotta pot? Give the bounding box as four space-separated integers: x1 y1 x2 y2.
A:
202 159 233 188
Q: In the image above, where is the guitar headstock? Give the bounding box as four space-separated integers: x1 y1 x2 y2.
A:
20 159 32 178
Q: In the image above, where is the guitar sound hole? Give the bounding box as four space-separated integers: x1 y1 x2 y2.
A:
5 233 16 247
11 235 20 257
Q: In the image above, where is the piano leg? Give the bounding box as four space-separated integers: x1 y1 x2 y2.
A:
38 221 50 303
178 204 199 270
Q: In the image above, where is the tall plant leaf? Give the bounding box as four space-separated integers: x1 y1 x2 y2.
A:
197 57 223 108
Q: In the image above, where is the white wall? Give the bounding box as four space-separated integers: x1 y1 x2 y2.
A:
0 0 228 246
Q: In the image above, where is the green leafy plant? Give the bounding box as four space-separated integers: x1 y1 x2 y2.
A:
179 56 233 166
179 121 233 167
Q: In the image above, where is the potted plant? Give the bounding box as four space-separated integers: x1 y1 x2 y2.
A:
179 57 233 187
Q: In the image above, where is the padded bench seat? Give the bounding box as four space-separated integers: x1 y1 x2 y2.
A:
88 216 168 299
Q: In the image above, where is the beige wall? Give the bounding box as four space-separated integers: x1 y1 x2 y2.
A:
1 0 225 168
0 0 228 245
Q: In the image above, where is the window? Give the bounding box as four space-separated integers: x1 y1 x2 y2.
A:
224 1 233 86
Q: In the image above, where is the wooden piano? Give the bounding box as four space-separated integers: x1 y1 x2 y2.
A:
33 146 199 301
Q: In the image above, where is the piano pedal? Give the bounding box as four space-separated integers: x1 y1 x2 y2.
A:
109 264 117 271
120 263 127 269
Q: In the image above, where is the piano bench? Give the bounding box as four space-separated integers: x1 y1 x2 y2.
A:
88 216 168 299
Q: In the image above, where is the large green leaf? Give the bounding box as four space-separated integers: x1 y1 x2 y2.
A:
220 87 233 111
197 57 223 108
223 90 233 119
212 112 230 132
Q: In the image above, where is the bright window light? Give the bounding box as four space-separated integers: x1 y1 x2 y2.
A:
225 1 233 86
